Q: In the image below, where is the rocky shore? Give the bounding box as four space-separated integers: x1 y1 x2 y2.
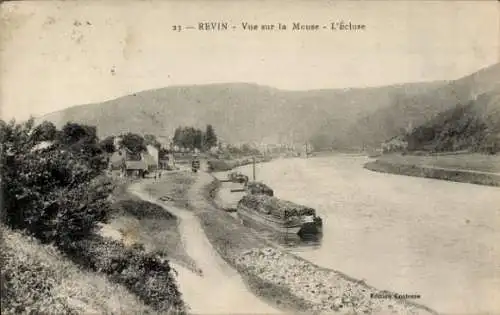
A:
201 172 437 314
235 247 436 315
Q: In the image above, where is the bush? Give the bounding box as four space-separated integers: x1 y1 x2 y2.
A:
1 119 113 248
112 199 175 220
1 225 155 315
67 236 185 314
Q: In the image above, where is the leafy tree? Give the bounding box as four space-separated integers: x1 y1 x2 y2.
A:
144 134 161 150
1 119 112 248
100 136 116 153
58 122 98 146
194 129 203 150
173 127 182 149
56 122 107 175
120 132 147 154
31 120 57 143
173 126 215 151
204 124 217 149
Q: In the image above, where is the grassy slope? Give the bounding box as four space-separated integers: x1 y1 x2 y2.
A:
365 153 500 187
103 175 198 272
1 225 155 315
375 153 500 174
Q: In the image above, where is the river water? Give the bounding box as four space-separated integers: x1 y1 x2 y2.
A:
235 155 500 314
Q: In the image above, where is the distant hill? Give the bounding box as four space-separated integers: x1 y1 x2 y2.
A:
36 63 500 151
321 63 500 150
35 82 446 147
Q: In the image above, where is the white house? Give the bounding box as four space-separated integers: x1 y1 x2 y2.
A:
113 136 123 150
146 145 159 165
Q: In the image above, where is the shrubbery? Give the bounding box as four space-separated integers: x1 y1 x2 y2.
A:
112 199 175 220
1 118 112 248
405 99 500 154
67 236 185 313
1 118 186 313
1 225 155 315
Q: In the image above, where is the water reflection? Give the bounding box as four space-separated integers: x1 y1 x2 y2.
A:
238 216 323 248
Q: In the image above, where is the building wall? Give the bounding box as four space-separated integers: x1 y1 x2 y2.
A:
146 145 159 165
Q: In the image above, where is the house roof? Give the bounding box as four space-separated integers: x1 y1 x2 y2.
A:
125 160 147 170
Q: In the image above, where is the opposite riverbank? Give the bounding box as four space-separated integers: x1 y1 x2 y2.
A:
365 153 500 187
145 169 438 315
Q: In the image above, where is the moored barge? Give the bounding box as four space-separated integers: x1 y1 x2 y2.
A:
237 194 323 236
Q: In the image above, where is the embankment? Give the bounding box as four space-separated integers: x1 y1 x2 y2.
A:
147 170 438 314
129 180 280 314
1 224 156 315
365 159 500 187
207 156 272 172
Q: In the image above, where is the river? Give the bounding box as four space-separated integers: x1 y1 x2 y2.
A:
235 155 500 314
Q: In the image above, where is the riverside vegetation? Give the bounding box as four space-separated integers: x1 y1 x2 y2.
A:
0 118 185 314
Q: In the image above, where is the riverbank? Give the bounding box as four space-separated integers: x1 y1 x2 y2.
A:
146 169 437 314
365 153 500 187
99 175 198 273
131 178 280 314
207 156 273 172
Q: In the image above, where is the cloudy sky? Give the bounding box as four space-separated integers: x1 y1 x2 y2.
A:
1 0 498 120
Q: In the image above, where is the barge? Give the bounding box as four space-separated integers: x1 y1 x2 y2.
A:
244 181 274 196
237 194 323 236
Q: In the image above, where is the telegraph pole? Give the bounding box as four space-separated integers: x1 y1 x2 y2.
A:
252 155 256 181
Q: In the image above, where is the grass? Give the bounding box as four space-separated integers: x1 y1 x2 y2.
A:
365 155 500 187
143 172 197 209
376 153 500 173
207 156 272 172
145 172 314 313
65 235 185 314
0 224 155 315
105 176 198 273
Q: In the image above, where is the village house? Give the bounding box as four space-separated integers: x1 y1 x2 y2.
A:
142 145 159 172
108 144 159 178
124 160 148 178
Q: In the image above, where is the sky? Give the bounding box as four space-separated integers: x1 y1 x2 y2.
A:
1 0 499 121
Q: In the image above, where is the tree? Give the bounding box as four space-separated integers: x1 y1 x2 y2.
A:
172 127 183 150
144 134 161 150
57 122 107 175
31 120 57 143
194 129 203 151
1 119 112 248
120 132 147 154
58 122 98 146
100 136 116 153
204 124 217 150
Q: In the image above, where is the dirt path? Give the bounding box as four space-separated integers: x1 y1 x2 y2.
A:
128 180 280 314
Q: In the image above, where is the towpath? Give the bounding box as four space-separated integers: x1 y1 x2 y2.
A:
128 175 280 314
